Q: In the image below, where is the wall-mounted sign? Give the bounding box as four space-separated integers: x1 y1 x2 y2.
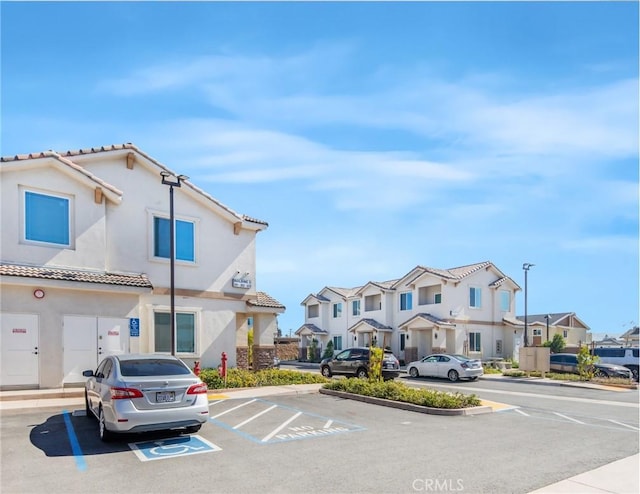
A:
33 289 45 299
232 276 251 289
129 318 140 337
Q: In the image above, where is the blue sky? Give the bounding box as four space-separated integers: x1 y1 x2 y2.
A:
2 1 638 339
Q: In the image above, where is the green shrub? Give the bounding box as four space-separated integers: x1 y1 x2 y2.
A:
502 369 526 377
369 346 383 382
200 368 328 389
482 366 502 374
322 340 334 360
323 379 481 409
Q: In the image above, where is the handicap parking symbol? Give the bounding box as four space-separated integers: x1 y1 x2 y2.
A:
130 435 221 462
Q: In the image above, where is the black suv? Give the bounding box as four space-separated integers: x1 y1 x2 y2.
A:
320 347 400 380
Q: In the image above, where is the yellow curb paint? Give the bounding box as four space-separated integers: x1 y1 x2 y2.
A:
208 394 230 400
480 399 517 411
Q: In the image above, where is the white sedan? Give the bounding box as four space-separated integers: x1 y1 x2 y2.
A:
406 354 484 382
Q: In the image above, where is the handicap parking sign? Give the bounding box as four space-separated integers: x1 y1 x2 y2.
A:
130 435 221 462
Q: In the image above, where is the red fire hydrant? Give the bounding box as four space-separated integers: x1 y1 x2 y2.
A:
220 352 227 378
193 361 200 376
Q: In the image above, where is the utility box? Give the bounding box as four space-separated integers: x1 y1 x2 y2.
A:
519 347 551 372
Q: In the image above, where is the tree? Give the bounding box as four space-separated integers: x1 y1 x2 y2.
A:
322 340 334 359
543 334 566 353
577 345 599 381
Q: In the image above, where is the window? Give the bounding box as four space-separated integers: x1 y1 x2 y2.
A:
469 287 482 308
24 190 70 246
153 216 195 262
563 330 568 338
469 332 481 352
533 329 542 336
352 300 361 316
365 294 381 312
154 312 196 353
434 293 442 304
400 292 413 311
500 291 510 312
333 336 343 351
400 333 407 351
333 303 342 318
307 304 319 318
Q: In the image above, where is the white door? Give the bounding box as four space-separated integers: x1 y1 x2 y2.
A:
98 317 129 357
63 316 130 384
63 316 98 384
0 313 39 387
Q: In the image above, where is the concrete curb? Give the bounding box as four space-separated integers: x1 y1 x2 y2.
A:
319 388 493 416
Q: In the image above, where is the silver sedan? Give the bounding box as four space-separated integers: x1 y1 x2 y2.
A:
83 354 209 441
406 353 484 382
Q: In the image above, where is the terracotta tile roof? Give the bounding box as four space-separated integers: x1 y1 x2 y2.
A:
247 291 285 309
295 323 327 335
398 313 456 329
348 318 393 332
0 263 152 288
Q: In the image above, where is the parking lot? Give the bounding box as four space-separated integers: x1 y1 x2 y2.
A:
1 381 638 494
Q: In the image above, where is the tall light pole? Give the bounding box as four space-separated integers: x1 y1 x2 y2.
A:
522 263 535 347
545 314 551 343
160 171 188 356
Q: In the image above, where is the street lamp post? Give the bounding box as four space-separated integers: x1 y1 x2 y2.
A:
545 314 550 343
160 171 188 356
522 263 535 347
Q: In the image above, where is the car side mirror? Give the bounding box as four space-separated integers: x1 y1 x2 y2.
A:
82 370 94 377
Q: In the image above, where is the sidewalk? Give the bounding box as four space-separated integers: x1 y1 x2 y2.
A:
0 383 637 493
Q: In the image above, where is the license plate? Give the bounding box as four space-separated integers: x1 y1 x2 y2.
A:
156 391 175 403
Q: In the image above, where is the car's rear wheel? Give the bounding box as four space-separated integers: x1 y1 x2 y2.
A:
447 369 459 382
98 407 113 442
321 366 332 378
185 425 201 434
409 367 419 378
356 368 368 379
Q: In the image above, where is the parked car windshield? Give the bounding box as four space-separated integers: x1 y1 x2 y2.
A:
118 359 191 377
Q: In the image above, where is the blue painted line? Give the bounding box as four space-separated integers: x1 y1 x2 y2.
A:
62 410 87 472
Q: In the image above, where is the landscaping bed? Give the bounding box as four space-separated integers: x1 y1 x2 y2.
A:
321 379 490 415
199 368 328 389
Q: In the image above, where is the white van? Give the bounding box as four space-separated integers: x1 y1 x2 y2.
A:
591 347 639 381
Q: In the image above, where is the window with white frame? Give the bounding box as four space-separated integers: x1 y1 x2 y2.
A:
500 290 510 312
333 302 342 318
434 293 442 304
307 304 319 318
533 329 542 336
333 336 343 351
23 189 72 247
563 330 568 338
154 312 196 353
352 300 361 316
469 287 482 308
153 216 195 262
400 292 413 311
469 332 481 352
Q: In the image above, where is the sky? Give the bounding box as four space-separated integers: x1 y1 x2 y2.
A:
1 1 638 340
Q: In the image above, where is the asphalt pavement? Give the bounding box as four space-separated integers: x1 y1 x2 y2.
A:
1 374 638 494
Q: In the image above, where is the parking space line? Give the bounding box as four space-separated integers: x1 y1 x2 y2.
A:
62 410 87 472
514 409 530 417
261 412 302 443
608 419 640 431
324 420 333 429
233 404 278 429
553 412 585 424
210 399 257 419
